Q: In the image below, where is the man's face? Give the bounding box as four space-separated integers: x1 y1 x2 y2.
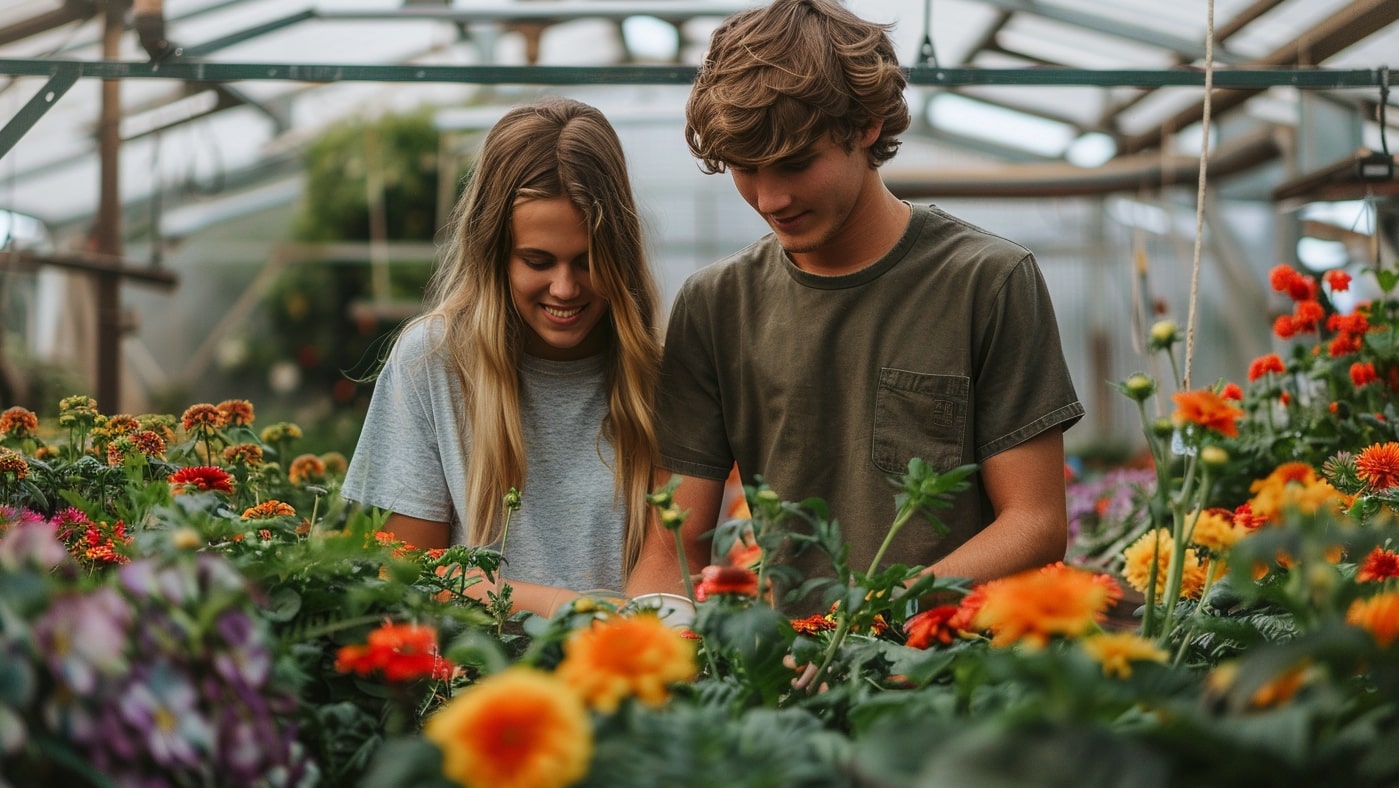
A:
726 130 878 272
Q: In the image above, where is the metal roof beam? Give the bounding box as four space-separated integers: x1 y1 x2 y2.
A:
0 0 97 47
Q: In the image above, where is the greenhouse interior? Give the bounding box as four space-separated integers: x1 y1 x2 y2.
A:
2 0 1399 786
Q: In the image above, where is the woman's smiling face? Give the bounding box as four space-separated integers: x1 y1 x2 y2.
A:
507 196 609 360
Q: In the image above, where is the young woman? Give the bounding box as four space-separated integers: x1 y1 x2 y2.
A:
343 97 662 616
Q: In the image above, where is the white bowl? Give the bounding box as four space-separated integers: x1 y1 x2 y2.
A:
626 592 696 629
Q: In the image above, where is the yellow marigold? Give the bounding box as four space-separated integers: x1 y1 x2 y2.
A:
242 500 296 520
1080 632 1168 679
1355 442 1399 490
1122 528 1208 600
555 614 698 712
1247 462 1349 524
970 563 1120 649
216 399 255 427
1188 507 1247 555
1347 592 1399 648
287 453 326 485
425 667 592 788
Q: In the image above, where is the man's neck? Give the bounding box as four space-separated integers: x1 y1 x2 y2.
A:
790 185 911 277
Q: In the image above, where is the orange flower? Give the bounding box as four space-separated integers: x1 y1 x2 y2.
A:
1171 389 1244 438
1188 507 1247 554
425 667 591 788
222 443 265 466
215 399 255 427
555 614 697 712
1246 353 1285 382
180 403 224 433
167 465 234 495
791 613 837 635
1080 632 1167 678
1347 593 1399 648
904 605 962 649
242 500 296 520
335 622 453 682
0 406 39 439
1122 528 1207 600
287 453 327 485
970 563 1121 649
0 447 29 479
695 565 758 601
1247 462 1349 523
1358 548 1399 583
1356 442 1399 490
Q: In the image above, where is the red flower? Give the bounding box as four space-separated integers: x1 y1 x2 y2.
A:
904 605 962 649
1273 315 1299 339
1220 382 1244 401
335 622 454 682
1292 300 1324 332
1233 502 1265 530
1329 333 1363 357
1358 548 1399 583
1324 269 1351 292
1247 354 1286 382
695 565 758 601
167 465 234 495
1351 362 1379 388
1356 442 1399 490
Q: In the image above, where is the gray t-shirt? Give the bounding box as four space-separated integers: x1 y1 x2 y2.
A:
657 203 1084 608
343 319 625 593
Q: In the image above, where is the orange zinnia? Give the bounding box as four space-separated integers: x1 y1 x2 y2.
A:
215 399 255 427
242 500 296 520
180 403 224 432
555 614 697 712
1171 389 1244 438
1247 462 1350 523
904 605 962 649
1347 593 1399 648
1356 442 1399 490
0 406 39 439
970 563 1121 649
287 453 327 485
425 667 592 788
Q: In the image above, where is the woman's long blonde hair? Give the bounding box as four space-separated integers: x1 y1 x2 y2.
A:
419 97 660 576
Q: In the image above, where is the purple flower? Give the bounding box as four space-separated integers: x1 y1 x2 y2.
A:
116 665 215 772
212 610 271 687
119 559 197 604
0 519 70 571
32 588 131 694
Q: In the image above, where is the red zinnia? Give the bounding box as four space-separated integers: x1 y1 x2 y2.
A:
1358 548 1399 583
1247 354 1286 382
695 565 759 601
1273 315 1299 339
1356 442 1399 490
1324 269 1351 292
167 465 234 495
1221 382 1244 401
1329 333 1363 358
335 622 454 682
1351 362 1379 388
1292 300 1324 332
904 605 962 649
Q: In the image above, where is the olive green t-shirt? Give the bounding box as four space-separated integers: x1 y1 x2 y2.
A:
656 203 1084 611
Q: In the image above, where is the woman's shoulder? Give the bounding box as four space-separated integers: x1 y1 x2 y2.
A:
387 315 449 365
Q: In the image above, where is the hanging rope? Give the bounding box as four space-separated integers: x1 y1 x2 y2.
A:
1182 0 1216 391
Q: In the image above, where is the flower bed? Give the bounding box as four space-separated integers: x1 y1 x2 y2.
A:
2 260 1399 787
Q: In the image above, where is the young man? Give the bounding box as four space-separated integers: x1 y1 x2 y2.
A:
626 0 1084 613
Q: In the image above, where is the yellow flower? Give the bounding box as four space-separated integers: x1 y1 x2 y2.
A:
970 563 1121 649
1188 508 1247 555
1122 528 1207 600
555 614 698 712
1347 593 1399 648
425 667 591 788
1247 463 1349 524
1080 632 1167 678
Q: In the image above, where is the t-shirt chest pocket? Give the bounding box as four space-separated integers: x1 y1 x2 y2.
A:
871 368 968 474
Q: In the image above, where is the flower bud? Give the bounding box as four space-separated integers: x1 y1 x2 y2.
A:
1200 445 1229 468
1149 320 1179 351
1123 373 1156 402
660 505 686 529
1151 418 1175 439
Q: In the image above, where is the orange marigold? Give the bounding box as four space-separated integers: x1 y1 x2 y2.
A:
1080 632 1168 679
0 406 39 438
1171 389 1244 438
970 563 1121 649
1347 593 1399 648
1358 548 1399 583
1356 442 1399 490
242 500 296 520
555 614 698 712
287 453 326 485
1248 462 1349 523
425 667 591 788
216 399 255 427
180 403 224 432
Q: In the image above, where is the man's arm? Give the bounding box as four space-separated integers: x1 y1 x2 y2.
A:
923 428 1069 584
624 472 723 598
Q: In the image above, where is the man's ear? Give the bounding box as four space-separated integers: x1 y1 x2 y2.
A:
858 123 883 148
